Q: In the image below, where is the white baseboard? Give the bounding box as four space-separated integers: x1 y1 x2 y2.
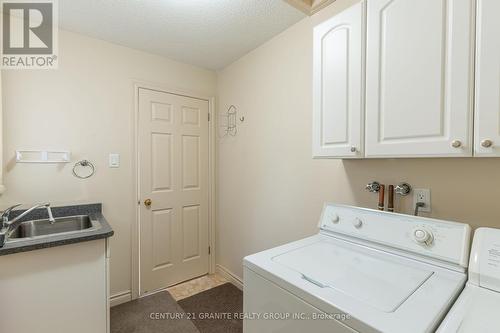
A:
110 290 132 307
216 264 243 290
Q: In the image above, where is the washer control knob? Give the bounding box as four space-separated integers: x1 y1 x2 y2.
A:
330 214 340 224
413 228 434 246
352 218 363 229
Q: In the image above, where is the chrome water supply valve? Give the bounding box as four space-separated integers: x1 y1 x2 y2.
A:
365 181 381 193
395 183 412 196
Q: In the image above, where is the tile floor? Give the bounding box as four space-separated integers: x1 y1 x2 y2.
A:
167 273 229 301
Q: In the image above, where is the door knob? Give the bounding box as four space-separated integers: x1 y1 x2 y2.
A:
481 139 493 148
451 140 462 148
144 199 152 207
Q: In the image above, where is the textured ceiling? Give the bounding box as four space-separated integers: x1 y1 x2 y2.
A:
59 0 305 70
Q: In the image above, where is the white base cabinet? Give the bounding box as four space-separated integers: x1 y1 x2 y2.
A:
0 239 110 333
474 0 500 157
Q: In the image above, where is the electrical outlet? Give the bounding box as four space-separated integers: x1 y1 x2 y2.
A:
413 188 431 213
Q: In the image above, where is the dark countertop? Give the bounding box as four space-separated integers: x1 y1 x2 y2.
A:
0 203 114 256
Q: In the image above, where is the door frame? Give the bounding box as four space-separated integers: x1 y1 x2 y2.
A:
131 81 216 300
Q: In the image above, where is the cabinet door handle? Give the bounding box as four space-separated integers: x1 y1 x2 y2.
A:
451 140 462 148
481 139 493 148
144 199 152 207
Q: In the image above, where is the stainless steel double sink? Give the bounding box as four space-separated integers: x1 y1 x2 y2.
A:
7 215 101 242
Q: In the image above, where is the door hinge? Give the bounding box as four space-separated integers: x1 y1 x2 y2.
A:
208 113 211 121
208 246 211 255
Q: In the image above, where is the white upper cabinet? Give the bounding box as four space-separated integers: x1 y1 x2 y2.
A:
474 0 500 157
313 1 365 158
365 0 474 158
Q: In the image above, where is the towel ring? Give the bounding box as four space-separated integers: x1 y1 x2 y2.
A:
72 160 95 179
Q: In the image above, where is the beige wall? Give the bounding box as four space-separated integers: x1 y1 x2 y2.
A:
1 30 217 296
0 70 3 193
216 0 500 279
3 0 500 297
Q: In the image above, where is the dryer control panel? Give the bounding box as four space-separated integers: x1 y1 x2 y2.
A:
468 228 500 291
319 204 471 268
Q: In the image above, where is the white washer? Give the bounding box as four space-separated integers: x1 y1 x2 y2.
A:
243 204 471 333
438 228 500 333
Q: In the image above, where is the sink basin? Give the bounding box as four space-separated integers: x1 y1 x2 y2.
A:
8 215 100 241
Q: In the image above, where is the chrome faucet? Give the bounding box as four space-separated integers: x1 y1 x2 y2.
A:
0 203 55 247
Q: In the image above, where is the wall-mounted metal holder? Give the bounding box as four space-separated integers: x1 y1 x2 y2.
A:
219 105 245 137
72 160 95 179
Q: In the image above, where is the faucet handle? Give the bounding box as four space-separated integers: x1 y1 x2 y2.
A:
395 183 412 196
1 204 22 222
365 181 381 193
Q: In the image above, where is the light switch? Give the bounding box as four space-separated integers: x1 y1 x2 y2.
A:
109 153 120 168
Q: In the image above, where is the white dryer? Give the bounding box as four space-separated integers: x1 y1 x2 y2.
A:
438 228 500 333
243 204 471 333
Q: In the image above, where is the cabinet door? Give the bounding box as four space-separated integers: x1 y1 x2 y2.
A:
365 0 474 158
474 0 500 157
312 1 364 158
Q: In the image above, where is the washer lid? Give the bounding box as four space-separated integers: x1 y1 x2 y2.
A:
272 240 433 312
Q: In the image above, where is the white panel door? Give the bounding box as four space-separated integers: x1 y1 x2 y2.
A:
365 0 474 157
139 88 209 295
312 1 365 158
474 0 500 157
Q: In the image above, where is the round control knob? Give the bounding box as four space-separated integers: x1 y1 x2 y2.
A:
481 139 493 148
330 214 340 224
352 218 363 229
413 228 434 246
